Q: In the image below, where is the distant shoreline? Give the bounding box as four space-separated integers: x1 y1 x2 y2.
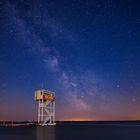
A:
1 120 140 127
1 120 140 123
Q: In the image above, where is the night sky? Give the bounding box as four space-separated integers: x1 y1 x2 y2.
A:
0 0 140 121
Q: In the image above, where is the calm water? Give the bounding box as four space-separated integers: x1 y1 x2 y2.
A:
0 124 140 140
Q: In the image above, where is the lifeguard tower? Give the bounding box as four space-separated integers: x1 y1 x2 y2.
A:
35 89 56 126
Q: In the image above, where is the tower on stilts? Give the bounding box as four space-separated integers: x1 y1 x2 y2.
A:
35 89 56 126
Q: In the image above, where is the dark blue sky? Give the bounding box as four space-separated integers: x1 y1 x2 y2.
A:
0 0 140 121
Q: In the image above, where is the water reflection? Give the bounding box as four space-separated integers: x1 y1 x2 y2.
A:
36 126 55 140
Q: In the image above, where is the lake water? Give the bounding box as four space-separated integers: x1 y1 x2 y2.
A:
0 123 140 140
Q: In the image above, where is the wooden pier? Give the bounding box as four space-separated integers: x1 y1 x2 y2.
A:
0 121 37 127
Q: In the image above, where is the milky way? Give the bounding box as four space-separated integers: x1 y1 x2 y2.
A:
0 0 140 121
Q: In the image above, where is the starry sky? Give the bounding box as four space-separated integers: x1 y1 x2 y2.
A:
0 0 140 121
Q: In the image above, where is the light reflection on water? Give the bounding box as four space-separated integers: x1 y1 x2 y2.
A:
1 124 140 140
36 126 55 140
